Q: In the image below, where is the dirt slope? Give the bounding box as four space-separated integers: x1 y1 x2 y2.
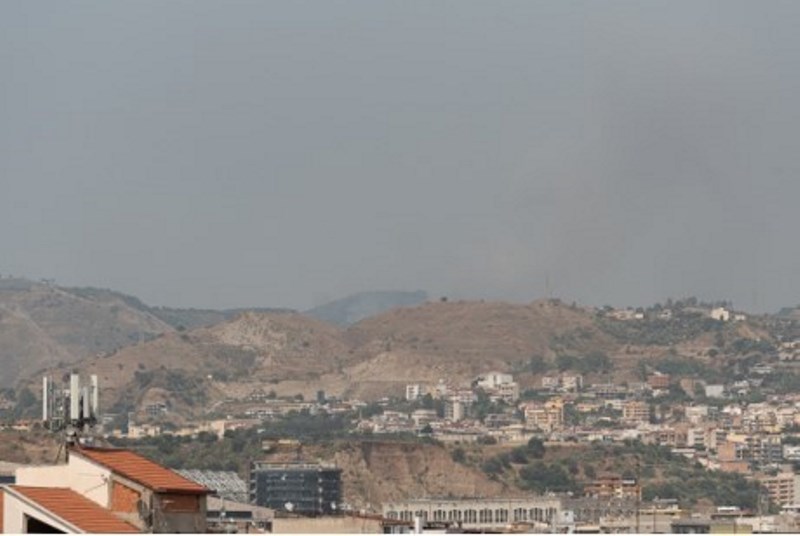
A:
0 279 173 388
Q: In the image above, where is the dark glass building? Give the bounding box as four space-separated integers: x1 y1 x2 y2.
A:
249 462 342 516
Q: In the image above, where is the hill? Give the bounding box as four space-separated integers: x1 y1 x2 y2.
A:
0 278 173 388
305 290 428 327
38 311 354 419
16 297 788 419
112 434 511 509
339 299 618 399
63 286 294 330
26 300 615 415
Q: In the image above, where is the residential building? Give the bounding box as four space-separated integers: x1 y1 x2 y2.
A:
622 401 651 424
523 398 564 432
648 373 671 390
445 400 465 422
757 473 800 508
584 474 641 500
562 375 584 392
685 405 710 425
542 375 561 391
405 384 424 402
491 381 520 404
411 409 438 428
3 445 210 533
590 383 628 399
710 307 731 322
476 372 514 390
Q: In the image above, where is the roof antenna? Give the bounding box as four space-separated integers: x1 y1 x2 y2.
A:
42 373 100 462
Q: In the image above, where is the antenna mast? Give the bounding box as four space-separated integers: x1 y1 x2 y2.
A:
42 373 100 460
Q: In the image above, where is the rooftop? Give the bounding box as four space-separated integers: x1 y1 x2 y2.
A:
73 446 209 495
8 485 139 533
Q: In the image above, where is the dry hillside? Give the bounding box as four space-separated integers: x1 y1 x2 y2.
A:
338 299 616 399
0 279 172 388
261 440 512 508
18 298 778 418
29 300 615 415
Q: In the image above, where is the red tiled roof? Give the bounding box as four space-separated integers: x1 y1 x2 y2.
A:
73 447 209 494
10 486 139 533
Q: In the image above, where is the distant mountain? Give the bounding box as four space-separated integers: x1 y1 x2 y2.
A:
0 278 296 390
0 278 174 388
305 290 428 326
64 286 294 331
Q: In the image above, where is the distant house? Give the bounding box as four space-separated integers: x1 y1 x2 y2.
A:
622 400 651 424
647 373 671 390
541 375 561 390
405 384 424 401
475 372 514 390
561 375 583 392
710 307 731 322
476 372 519 403
608 309 644 321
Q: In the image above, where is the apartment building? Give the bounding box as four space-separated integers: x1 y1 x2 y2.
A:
622 401 651 424
523 398 564 432
757 473 800 508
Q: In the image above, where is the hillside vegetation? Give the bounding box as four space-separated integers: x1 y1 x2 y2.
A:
0 279 173 388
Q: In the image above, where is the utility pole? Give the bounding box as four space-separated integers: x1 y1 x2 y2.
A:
652 496 658 534
635 457 641 533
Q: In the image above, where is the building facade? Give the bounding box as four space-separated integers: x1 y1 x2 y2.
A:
249 462 342 516
383 497 562 529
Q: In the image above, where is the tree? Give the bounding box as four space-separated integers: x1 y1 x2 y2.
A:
529 355 549 374
482 457 503 475
580 351 612 374
556 354 579 372
584 463 597 479
519 462 575 493
510 447 528 464
527 437 546 459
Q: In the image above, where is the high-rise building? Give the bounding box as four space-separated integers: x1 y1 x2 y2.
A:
249 462 342 516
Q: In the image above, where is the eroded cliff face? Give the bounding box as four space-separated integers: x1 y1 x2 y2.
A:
263 439 514 509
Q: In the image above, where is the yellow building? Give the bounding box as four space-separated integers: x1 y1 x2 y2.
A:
523 398 564 432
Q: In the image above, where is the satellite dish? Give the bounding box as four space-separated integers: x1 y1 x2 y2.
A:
284 502 295 512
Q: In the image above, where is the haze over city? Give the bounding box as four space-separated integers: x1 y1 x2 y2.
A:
2 1 799 312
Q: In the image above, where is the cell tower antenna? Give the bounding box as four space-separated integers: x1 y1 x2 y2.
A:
41 372 100 460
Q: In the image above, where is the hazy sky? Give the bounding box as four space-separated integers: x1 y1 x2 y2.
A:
2 1 799 312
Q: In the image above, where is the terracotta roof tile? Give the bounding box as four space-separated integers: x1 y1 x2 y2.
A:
10 486 139 533
74 447 209 494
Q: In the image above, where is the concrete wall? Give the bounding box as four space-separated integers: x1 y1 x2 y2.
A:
272 515 383 533
152 493 207 533
15 455 112 509
69 455 113 507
